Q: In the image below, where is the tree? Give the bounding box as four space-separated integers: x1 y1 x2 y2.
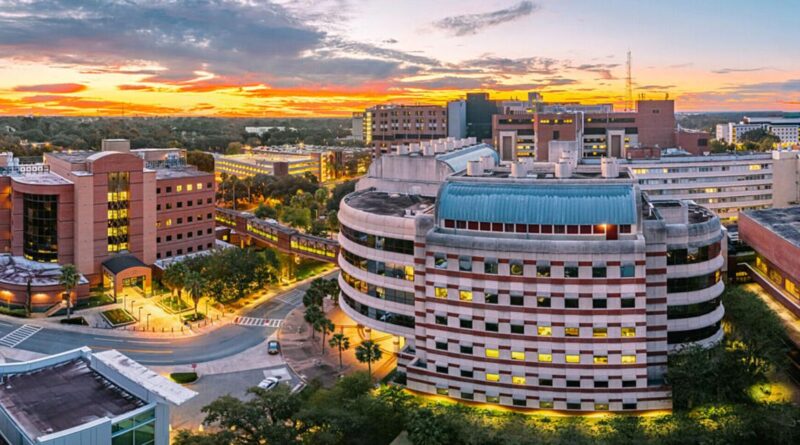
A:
184 271 206 318
302 286 324 308
254 202 277 219
326 180 356 212
304 304 324 340
354 340 383 380
315 317 335 354
58 264 80 320
314 187 329 205
186 151 214 172
225 141 244 155
329 333 350 369
162 261 188 302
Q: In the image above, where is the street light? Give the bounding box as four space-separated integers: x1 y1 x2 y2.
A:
146 313 151 330
138 306 143 324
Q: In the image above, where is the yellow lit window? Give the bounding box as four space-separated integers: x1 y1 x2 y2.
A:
565 327 580 337
565 354 580 363
177 185 183 192
197 183 203 190
404 266 415 281
485 349 500 358
511 351 525 361
622 355 637 364
593 355 608 364
165 219 172 227
187 184 193 192
486 373 500 382
434 287 448 299
537 326 552 336
512 376 526 385
538 353 552 363
621 327 636 337
593 327 607 338
459 290 473 302
749 164 762 171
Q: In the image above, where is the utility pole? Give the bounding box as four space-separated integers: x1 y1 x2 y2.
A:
625 50 633 112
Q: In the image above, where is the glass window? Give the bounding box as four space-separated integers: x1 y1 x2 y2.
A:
510 294 524 306
539 400 553 409
593 355 608 364
538 353 552 363
461 392 474 400
485 322 499 332
567 380 580 388
595 403 609 411
622 355 637 364
459 256 472 271
592 266 607 278
485 349 500 358
459 290 473 302
486 395 500 403
539 378 553 386
623 380 637 388
484 292 498 304
537 296 551 307
564 265 579 278
593 299 608 309
434 287 448 299
486 373 500 382
565 298 579 308
460 345 473 354
593 327 608 338
565 354 580 363
435 341 447 350
484 260 498 274
510 260 524 276
460 370 473 378
621 297 636 308
536 264 551 277
594 380 609 388
621 327 636 337
565 327 580 337
511 351 525 360
435 315 447 325
22 194 59 262
621 264 636 277
436 387 448 395
459 319 472 329
434 253 448 269
537 326 552 336
512 376 526 385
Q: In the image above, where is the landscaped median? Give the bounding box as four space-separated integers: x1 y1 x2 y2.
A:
100 308 137 327
170 372 199 384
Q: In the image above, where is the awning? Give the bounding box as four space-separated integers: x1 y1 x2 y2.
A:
102 254 147 275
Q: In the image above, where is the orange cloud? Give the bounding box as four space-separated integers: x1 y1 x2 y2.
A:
13 83 87 94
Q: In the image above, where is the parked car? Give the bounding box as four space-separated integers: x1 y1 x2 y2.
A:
258 376 281 390
267 340 281 355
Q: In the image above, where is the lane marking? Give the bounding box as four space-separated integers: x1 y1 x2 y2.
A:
0 324 42 348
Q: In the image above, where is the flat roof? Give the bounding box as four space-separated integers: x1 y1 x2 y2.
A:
0 359 144 438
743 207 800 248
155 168 211 180
46 150 96 163
11 172 72 186
345 190 434 217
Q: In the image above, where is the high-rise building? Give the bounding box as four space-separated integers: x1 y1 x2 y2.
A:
337 143 724 413
446 100 467 139
465 93 498 143
717 116 800 147
0 140 216 310
362 104 447 154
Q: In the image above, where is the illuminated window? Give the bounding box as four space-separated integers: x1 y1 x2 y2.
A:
749 164 762 171
188 184 194 192
177 185 183 192
459 290 473 302
485 349 500 358
565 327 580 337
197 183 203 190
486 373 500 382
512 376 526 385
538 353 552 363
537 326 552 336
594 403 609 411
622 355 637 364
593 327 607 338
621 327 636 337
593 355 608 364
511 351 525 361
434 287 448 299
565 354 580 363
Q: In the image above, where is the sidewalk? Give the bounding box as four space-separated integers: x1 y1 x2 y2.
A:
279 300 402 387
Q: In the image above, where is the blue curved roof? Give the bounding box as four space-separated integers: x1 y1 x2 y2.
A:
437 181 638 226
436 144 499 172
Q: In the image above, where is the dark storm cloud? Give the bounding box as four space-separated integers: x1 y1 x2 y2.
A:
434 1 537 36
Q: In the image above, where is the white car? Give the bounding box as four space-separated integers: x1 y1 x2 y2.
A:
258 376 281 390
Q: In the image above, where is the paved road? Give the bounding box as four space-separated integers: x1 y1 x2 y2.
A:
0 277 325 366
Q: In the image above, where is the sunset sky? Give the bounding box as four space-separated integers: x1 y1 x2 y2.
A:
0 0 798 117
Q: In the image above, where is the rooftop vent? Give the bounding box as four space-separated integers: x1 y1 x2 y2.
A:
467 160 484 176
510 161 527 178
554 160 572 178
396 145 409 155
601 157 619 178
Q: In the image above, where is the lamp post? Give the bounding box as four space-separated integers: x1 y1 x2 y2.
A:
138 306 143 323
146 313 151 330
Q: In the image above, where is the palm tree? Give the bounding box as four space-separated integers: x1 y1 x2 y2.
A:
162 262 188 310
304 305 323 340
329 333 350 369
59 264 80 320
184 271 205 318
315 317 335 354
355 340 383 381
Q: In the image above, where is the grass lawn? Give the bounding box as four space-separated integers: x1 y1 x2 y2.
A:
157 295 191 314
75 292 115 310
170 372 198 384
101 308 136 327
0 306 27 317
182 312 206 322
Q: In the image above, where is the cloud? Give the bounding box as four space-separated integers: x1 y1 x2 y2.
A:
637 84 676 90
116 84 157 91
712 67 768 74
723 78 800 93
461 56 559 75
13 83 87 93
434 1 537 36
570 63 619 80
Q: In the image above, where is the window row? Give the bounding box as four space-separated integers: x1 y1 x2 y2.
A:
435 390 639 411
341 271 415 305
157 198 213 210
435 255 636 279
432 288 637 309
667 321 721 345
157 228 214 243
432 317 637 338
341 292 415 328
441 220 632 239
157 242 214 259
667 242 721 266
666 270 721 293
157 182 212 194
667 297 722 320
159 214 213 227
433 366 641 386
341 248 414 281
340 224 414 255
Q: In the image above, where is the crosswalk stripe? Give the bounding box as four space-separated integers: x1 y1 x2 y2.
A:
0 324 42 348
234 317 283 328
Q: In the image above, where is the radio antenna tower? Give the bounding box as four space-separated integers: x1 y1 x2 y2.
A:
625 50 633 112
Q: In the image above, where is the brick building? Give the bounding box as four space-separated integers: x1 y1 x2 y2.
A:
363 104 447 154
